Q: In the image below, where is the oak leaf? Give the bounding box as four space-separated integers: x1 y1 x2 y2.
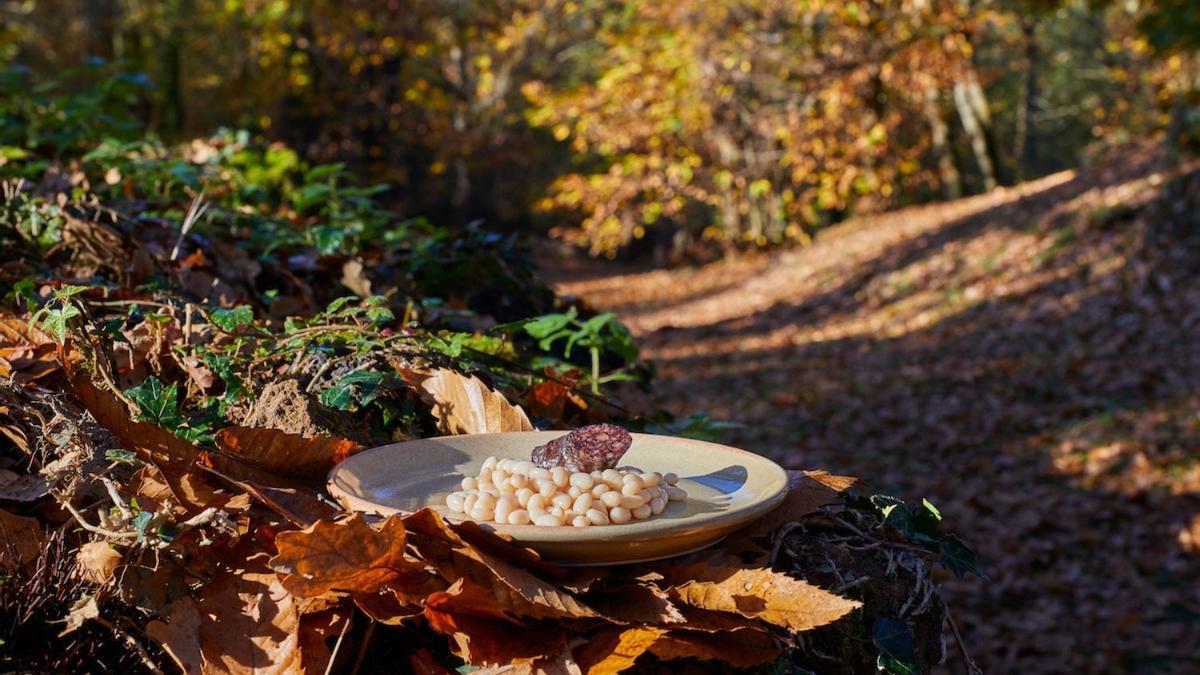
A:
199 463 338 527
425 578 568 667
270 514 432 598
660 555 860 632
146 596 205 675
729 469 858 552
409 368 534 434
215 426 362 481
197 571 303 675
404 509 597 621
76 541 122 584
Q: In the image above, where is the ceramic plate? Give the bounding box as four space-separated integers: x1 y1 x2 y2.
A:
327 431 788 564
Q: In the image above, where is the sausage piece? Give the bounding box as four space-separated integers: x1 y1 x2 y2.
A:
531 424 632 473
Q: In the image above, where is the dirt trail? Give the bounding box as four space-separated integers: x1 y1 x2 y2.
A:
542 152 1200 674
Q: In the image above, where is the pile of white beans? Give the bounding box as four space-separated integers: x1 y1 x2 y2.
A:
443 456 687 527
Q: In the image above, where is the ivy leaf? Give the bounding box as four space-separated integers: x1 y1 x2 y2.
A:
320 371 389 411
126 376 185 428
34 303 81 343
209 305 254 332
519 308 577 339
938 534 985 579
872 617 918 675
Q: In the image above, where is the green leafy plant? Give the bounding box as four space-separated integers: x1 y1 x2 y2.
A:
28 285 90 343
125 376 215 444
500 306 637 393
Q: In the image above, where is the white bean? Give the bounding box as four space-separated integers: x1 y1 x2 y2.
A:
632 504 652 520
550 505 565 518
510 460 534 474
475 493 496 511
515 487 534 507
585 508 610 525
663 472 679 486
551 493 573 510
591 484 611 498
568 486 582 498
600 491 623 508
508 473 529 489
527 494 547 514
639 472 660 487
649 497 666 515
601 469 622 488
508 509 531 525
461 476 478 491
666 485 687 502
620 495 645 510
573 493 594 513
537 479 557 499
492 468 510 484
621 481 644 497
529 467 551 481
469 505 493 522
462 493 478 513
609 506 632 524
497 458 513 471
569 472 595 490
482 456 499 470
551 467 570 488
572 515 591 527
590 470 604 480
446 492 465 512
533 513 562 527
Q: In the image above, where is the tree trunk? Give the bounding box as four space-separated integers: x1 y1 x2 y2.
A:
923 84 962 200
1014 17 1039 181
953 72 997 192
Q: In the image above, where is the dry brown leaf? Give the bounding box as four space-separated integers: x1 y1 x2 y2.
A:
410 368 534 434
573 626 668 675
404 509 598 621
0 507 44 567
269 514 432 598
146 595 205 675
65 365 210 510
198 463 338 527
59 595 100 636
0 468 50 502
215 426 362 481
660 555 860 632
581 583 686 625
0 315 58 382
729 469 858 553
76 541 122 585
646 629 781 667
352 590 426 625
425 578 568 667
197 571 303 675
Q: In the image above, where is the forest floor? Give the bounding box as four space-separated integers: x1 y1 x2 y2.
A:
541 146 1200 674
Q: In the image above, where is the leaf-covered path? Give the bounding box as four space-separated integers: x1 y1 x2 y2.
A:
543 149 1200 673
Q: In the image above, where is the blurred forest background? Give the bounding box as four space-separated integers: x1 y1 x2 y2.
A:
3 0 1200 257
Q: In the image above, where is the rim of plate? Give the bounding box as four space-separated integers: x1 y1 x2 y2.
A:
327 431 789 543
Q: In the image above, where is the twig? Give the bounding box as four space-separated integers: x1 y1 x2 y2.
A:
54 492 137 539
324 616 352 675
171 192 208 262
946 607 983 675
100 476 133 521
769 521 804 567
833 576 872 594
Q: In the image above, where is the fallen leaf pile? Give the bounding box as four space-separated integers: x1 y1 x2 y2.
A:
548 143 1200 673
